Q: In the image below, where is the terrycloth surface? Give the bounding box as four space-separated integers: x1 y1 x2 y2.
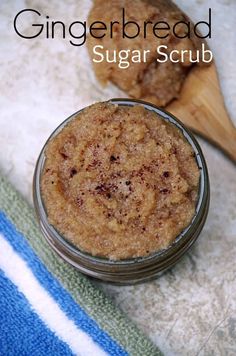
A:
0 174 162 356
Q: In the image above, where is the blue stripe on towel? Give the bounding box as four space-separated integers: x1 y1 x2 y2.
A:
0 269 73 356
0 211 127 356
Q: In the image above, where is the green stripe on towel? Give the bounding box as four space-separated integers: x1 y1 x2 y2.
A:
0 173 162 356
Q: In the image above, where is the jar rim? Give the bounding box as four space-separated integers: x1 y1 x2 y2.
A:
33 99 210 281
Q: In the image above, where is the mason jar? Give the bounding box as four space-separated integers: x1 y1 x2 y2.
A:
33 99 210 284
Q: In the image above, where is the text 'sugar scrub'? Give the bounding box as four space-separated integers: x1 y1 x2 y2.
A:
87 0 212 106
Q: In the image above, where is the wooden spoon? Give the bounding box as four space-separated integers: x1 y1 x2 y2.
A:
167 62 236 163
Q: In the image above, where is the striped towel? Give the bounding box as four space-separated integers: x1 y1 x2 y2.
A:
0 173 162 356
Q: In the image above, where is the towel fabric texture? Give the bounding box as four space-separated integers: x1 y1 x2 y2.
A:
0 174 162 356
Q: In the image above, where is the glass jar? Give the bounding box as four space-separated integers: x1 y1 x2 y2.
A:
33 99 210 284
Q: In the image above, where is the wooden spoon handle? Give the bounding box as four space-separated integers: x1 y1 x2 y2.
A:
167 63 236 163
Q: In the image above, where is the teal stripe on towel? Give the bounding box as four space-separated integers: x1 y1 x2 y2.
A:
0 173 162 356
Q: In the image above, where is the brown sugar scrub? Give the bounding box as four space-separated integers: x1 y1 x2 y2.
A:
41 102 200 260
87 0 210 107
